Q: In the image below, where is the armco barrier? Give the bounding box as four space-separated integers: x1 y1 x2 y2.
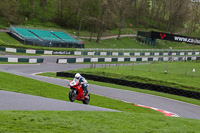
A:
0 57 44 63
0 46 53 55
56 56 199 64
73 51 200 56
56 72 200 100
1 46 200 56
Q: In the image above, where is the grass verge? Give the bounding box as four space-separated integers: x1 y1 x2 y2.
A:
65 62 200 93
0 111 200 133
0 71 200 132
1 32 200 50
38 72 200 106
83 37 200 49
0 71 159 114
0 33 76 51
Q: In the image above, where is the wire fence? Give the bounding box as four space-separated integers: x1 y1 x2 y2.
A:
89 60 200 78
87 60 200 94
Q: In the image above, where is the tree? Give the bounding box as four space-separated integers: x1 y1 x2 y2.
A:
40 0 47 10
74 0 83 27
115 0 134 40
95 0 116 43
0 0 21 25
76 0 90 37
166 0 189 33
30 0 34 8
187 2 200 35
148 0 168 29
87 17 100 41
84 0 102 41
56 0 64 25
137 0 149 26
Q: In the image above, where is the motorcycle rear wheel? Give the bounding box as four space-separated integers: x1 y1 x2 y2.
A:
82 94 90 104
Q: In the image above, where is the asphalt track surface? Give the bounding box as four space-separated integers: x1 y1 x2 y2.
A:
0 55 200 120
0 90 117 112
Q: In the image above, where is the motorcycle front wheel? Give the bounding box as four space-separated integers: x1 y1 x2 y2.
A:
69 90 77 102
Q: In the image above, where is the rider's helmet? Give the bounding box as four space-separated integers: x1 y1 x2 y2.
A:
75 73 81 79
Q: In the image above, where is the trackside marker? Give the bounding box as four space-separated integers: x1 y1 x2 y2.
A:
135 104 179 117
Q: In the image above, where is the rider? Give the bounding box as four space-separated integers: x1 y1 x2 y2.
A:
74 73 89 98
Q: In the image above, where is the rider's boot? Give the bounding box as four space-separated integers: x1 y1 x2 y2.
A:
85 88 89 99
85 93 89 99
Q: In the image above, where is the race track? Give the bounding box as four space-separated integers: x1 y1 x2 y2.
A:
0 90 117 112
0 55 200 119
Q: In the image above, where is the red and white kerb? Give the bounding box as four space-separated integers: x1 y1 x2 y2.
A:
135 104 179 117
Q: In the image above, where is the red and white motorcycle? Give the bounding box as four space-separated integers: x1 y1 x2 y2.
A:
68 80 90 104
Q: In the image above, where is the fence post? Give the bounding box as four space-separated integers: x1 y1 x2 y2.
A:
94 62 96 69
90 62 93 69
132 63 134 71
149 63 151 72
185 63 188 76
165 61 168 74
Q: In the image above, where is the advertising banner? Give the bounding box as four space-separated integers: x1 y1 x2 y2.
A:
137 31 200 45
52 51 73 55
151 31 200 45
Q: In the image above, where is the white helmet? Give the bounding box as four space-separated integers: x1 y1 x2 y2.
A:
75 73 81 79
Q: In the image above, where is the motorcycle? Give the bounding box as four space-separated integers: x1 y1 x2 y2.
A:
68 80 90 104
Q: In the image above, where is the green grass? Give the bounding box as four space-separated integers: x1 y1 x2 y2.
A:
84 37 200 49
1 30 200 50
0 71 160 114
16 24 160 38
0 70 200 132
39 72 200 106
84 37 149 49
65 61 200 93
0 111 200 133
0 33 22 44
0 33 76 51
3 52 43 56
77 28 137 37
157 40 200 50
24 20 62 30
